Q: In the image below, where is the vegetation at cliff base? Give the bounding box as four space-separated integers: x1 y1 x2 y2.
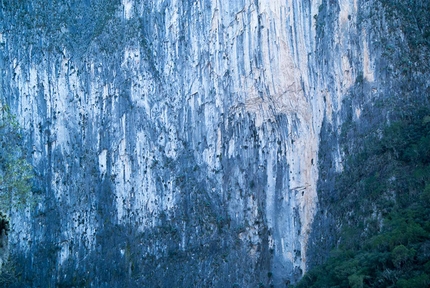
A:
0 104 33 213
296 109 430 287
0 103 34 285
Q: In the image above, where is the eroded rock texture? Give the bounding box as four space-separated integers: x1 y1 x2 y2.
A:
2 0 426 287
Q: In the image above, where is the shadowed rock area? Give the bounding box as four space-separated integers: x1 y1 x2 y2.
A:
0 0 428 287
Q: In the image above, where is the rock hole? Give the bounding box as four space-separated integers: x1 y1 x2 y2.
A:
0 213 9 249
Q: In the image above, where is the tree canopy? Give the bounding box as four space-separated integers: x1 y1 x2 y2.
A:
0 104 33 230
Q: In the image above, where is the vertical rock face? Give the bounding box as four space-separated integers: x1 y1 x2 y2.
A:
5 1 320 286
308 0 430 270
2 0 421 286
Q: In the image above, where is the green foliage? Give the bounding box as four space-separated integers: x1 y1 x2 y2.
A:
397 273 430 288
0 103 33 283
348 273 364 288
0 104 33 213
391 245 415 268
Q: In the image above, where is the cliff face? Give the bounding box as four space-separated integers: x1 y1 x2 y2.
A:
308 0 430 269
1 0 427 287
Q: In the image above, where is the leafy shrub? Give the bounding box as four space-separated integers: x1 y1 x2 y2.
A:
0 104 33 212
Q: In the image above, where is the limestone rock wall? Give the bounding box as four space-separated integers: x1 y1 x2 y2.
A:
0 0 405 286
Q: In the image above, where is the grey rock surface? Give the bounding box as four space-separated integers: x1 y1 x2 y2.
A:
1 0 428 287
